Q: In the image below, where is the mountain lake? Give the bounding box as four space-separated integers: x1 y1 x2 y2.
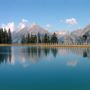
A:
0 46 90 90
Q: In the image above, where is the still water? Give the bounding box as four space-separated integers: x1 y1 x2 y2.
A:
0 46 90 90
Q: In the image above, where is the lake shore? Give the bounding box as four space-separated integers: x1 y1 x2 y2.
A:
0 44 90 48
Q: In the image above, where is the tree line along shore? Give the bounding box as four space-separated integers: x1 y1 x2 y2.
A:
0 28 88 45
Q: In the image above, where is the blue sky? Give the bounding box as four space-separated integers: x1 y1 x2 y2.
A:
0 0 90 32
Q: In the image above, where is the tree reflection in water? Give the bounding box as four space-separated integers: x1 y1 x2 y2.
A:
1 46 90 65
64 48 90 59
0 46 12 64
83 50 87 57
17 47 90 65
23 47 58 58
20 47 58 64
51 48 58 57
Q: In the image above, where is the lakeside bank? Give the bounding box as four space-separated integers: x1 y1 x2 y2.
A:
0 44 90 48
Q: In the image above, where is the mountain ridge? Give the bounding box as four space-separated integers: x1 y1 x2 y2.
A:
3 23 90 44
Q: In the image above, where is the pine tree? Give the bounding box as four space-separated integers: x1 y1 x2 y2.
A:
83 34 87 43
37 33 41 43
8 29 12 44
21 35 26 44
0 28 12 44
27 34 30 43
34 35 37 43
30 34 37 43
3 29 8 44
43 33 49 43
0 28 3 43
51 32 58 44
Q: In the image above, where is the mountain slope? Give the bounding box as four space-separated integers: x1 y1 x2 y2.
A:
65 24 90 44
12 23 90 44
12 24 48 43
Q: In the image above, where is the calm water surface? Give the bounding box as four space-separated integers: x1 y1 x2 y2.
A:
0 46 90 90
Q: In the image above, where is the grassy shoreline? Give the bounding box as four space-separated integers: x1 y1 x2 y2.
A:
0 44 90 48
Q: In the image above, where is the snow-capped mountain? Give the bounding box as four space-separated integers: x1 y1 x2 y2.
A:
71 24 90 37
12 23 48 43
64 24 90 44
28 23 48 35
2 19 90 44
55 30 70 43
56 30 69 36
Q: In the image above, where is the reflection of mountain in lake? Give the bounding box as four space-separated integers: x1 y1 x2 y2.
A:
20 47 58 63
0 46 90 65
73 48 90 59
64 48 90 59
0 46 12 64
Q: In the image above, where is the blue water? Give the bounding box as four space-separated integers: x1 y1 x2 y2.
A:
0 46 90 90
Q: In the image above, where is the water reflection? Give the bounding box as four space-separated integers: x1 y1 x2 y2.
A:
69 48 90 58
51 48 58 57
0 46 12 64
83 50 87 57
20 47 90 67
0 46 90 65
20 47 58 63
67 60 77 67
21 47 58 57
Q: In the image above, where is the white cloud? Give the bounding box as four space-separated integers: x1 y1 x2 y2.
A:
1 22 15 32
65 18 78 25
18 22 26 29
22 18 28 23
67 60 77 67
18 19 30 30
0 19 29 32
46 24 52 29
